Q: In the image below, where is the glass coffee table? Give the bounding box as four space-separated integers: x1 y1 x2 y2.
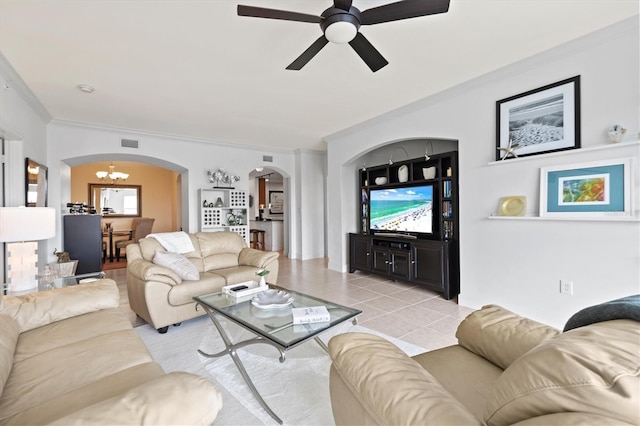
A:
194 287 361 424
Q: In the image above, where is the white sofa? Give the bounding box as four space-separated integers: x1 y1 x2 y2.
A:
0 279 222 425
126 231 280 333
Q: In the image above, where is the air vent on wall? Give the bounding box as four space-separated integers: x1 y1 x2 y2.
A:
121 139 139 148
262 155 273 162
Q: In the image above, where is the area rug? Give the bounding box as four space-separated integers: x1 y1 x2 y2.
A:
136 316 424 426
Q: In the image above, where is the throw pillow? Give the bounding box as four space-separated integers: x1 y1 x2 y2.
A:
153 251 199 281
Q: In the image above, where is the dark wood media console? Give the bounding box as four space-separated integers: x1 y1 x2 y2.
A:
349 151 460 300
349 233 459 299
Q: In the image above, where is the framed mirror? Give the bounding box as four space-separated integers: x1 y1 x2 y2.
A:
88 184 141 217
25 158 48 207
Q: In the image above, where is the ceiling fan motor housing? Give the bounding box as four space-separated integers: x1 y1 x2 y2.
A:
321 7 362 43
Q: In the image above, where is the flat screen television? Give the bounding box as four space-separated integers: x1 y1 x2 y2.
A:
369 184 436 237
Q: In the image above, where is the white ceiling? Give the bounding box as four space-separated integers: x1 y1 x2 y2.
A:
0 1 636 151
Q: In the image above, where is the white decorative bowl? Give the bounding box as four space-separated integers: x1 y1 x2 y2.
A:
375 177 387 185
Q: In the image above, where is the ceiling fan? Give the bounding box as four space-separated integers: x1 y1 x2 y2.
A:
237 0 450 72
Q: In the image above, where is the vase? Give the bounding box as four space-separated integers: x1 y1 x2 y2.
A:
398 165 409 182
422 167 436 180
214 197 224 207
259 276 266 286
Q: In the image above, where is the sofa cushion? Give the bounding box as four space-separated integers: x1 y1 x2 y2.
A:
139 235 204 271
0 314 19 399
168 272 226 305
456 304 559 370
197 232 245 270
213 265 264 285
0 280 120 333
484 319 640 426
153 251 199 281
0 327 157 421
413 344 503 420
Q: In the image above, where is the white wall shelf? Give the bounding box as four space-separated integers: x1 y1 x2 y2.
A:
488 140 640 165
488 214 640 222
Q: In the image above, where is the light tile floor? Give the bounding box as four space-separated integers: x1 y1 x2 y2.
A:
105 256 475 351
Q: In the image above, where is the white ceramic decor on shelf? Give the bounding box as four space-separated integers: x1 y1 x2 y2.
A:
374 177 387 185
398 165 409 182
422 167 436 180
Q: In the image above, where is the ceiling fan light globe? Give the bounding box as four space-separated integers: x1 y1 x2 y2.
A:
325 21 357 43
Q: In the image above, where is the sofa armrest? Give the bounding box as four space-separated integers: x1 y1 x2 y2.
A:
127 258 182 286
329 332 481 425
456 304 560 369
0 280 120 332
48 372 222 426
238 247 279 268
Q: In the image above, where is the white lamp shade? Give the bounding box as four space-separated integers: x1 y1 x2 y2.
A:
0 207 56 242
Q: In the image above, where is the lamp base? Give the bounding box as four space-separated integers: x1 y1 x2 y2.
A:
6 241 39 291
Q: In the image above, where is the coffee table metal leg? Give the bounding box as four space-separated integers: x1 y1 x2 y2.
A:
197 304 284 425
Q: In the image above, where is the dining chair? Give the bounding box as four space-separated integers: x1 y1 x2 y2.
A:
115 217 155 261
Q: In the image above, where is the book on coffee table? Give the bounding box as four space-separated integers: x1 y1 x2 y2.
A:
291 306 330 324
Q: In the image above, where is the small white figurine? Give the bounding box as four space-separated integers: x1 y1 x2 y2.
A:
607 125 627 143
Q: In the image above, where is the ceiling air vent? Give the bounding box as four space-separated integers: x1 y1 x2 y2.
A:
262 155 273 162
121 139 139 148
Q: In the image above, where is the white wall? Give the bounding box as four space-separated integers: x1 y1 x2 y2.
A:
45 121 311 259
295 149 327 259
0 53 51 279
325 17 640 328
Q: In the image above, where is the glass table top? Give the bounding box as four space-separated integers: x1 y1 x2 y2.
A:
194 287 362 349
3 271 106 296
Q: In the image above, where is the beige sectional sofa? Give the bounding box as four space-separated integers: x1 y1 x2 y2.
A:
126 231 280 333
329 303 639 425
0 279 222 425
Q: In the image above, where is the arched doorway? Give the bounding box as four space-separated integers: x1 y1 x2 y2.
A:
247 167 289 256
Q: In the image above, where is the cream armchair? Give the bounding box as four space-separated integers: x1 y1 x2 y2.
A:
328 302 639 425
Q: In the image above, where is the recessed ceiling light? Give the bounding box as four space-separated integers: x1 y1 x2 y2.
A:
78 84 94 93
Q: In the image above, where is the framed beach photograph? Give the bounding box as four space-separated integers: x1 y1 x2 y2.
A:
496 76 580 161
540 158 631 217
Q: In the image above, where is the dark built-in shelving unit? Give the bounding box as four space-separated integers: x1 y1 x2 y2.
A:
349 151 459 299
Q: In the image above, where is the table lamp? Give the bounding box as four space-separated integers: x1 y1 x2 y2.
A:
0 207 56 291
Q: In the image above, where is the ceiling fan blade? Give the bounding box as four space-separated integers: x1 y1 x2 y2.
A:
333 0 353 11
361 0 450 25
349 32 388 72
286 36 330 70
238 5 322 24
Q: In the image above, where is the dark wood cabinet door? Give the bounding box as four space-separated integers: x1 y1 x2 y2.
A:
389 249 411 280
412 242 445 290
371 246 390 274
63 215 102 275
349 234 371 272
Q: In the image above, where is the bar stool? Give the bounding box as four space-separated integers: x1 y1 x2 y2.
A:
250 229 265 250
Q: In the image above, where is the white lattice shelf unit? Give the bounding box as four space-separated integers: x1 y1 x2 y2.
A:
198 188 249 245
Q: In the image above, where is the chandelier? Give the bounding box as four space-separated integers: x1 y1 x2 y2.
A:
96 163 129 184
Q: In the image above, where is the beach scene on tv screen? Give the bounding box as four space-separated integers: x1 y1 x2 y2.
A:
370 186 433 233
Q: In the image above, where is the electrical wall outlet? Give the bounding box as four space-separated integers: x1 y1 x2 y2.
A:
560 280 573 295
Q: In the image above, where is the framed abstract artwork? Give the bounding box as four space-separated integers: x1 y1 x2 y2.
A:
540 158 631 217
496 76 580 161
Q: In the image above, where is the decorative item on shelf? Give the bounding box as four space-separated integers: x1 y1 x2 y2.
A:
207 168 241 189
607 125 627 144
398 165 409 182
227 211 243 226
422 167 436 180
214 197 224 207
374 177 387 185
53 249 71 263
256 268 270 286
497 138 520 161
66 202 95 214
498 196 527 216
202 200 208 207
446 167 452 177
